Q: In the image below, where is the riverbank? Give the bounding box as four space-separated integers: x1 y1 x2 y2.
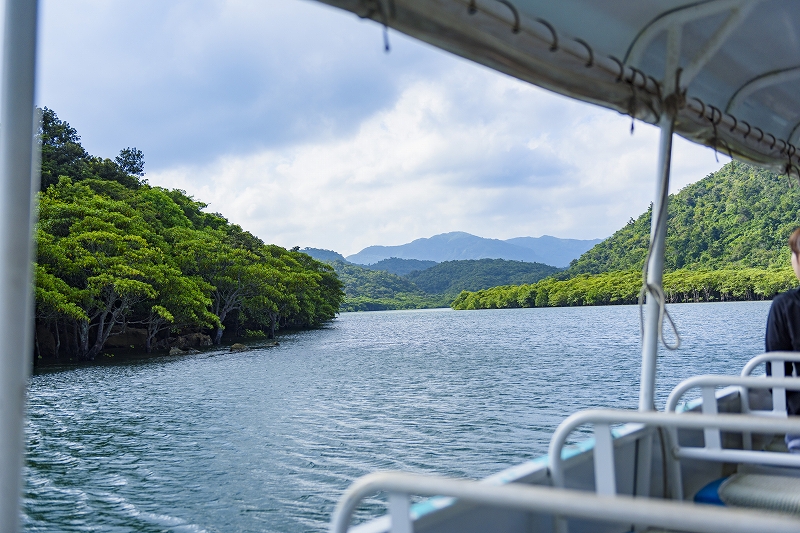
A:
33 335 284 369
451 268 797 310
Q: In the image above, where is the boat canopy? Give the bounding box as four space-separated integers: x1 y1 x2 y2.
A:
318 0 800 176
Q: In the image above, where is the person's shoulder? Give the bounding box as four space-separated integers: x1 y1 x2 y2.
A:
772 288 800 308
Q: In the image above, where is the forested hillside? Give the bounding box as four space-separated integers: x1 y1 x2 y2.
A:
362 257 437 276
329 261 445 311
328 258 558 310
406 259 560 296
300 247 347 263
454 161 800 311
35 108 343 361
568 161 798 275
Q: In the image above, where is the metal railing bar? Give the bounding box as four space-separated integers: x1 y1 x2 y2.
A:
548 408 800 490
329 471 800 533
741 351 800 377
666 375 800 413
676 447 800 467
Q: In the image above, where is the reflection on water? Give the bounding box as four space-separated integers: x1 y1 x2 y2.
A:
24 302 770 532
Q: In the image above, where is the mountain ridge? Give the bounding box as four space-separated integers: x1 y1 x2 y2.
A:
345 232 602 267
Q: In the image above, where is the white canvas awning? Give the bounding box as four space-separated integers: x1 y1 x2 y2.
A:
317 0 800 175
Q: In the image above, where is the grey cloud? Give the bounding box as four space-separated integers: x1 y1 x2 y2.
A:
441 144 577 188
37 0 449 170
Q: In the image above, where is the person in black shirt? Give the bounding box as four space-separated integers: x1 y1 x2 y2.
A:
765 227 800 451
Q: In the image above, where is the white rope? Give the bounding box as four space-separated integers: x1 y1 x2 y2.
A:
638 138 681 351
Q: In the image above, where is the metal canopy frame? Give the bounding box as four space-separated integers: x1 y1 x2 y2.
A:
0 1 39 532
625 0 761 66
726 66 800 114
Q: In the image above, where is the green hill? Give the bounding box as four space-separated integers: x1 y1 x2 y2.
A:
568 161 798 275
34 108 343 361
332 258 559 311
406 259 561 296
332 261 421 298
453 161 800 311
329 261 447 311
300 247 347 263
362 257 438 276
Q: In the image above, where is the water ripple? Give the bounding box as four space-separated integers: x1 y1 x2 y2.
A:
25 302 769 532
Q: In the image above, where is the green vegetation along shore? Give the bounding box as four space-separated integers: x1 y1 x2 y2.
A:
451 268 798 310
35 109 343 362
453 161 800 311
326 258 559 311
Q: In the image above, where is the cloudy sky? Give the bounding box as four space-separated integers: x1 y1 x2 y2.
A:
36 0 726 256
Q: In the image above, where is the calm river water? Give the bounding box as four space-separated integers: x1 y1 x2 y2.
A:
24 302 770 532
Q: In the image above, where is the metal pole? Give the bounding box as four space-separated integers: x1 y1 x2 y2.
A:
0 0 39 532
639 112 675 412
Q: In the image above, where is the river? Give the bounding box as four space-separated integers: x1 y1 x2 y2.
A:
24 302 770 532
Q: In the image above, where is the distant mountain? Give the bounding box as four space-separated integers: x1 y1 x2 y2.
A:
505 236 603 268
362 257 438 276
346 231 603 267
301 247 348 263
347 232 542 264
406 259 561 296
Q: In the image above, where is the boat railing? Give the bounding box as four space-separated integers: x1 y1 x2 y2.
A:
741 351 800 379
329 470 800 533
739 352 800 423
666 374 800 450
547 406 800 502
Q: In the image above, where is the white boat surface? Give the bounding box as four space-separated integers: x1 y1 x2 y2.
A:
3 1 800 533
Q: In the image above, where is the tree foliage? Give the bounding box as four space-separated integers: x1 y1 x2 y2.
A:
568 161 800 275
406 258 560 296
35 109 343 361
115 147 145 176
451 268 799 310
361 257 438 276
328 257 561 311
329 260 442 310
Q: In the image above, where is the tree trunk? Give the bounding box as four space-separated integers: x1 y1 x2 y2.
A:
268 312 277 339
213 307 230 344
33 329 40 366
145 317 162 353
54 322 61 359
78 319 90 359
86 311 110 360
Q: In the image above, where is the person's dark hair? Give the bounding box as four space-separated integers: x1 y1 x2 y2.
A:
789 228 800 255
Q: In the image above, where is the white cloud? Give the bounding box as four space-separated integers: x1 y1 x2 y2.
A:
150 62 725 255
37 0 726 255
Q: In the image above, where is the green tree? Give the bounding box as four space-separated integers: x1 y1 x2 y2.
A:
115 147 145 176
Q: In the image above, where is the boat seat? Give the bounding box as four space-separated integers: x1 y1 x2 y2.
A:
548 405 800 501
739 352 800 420
694 473 800 515
693 477 727 506
665 374 800 453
